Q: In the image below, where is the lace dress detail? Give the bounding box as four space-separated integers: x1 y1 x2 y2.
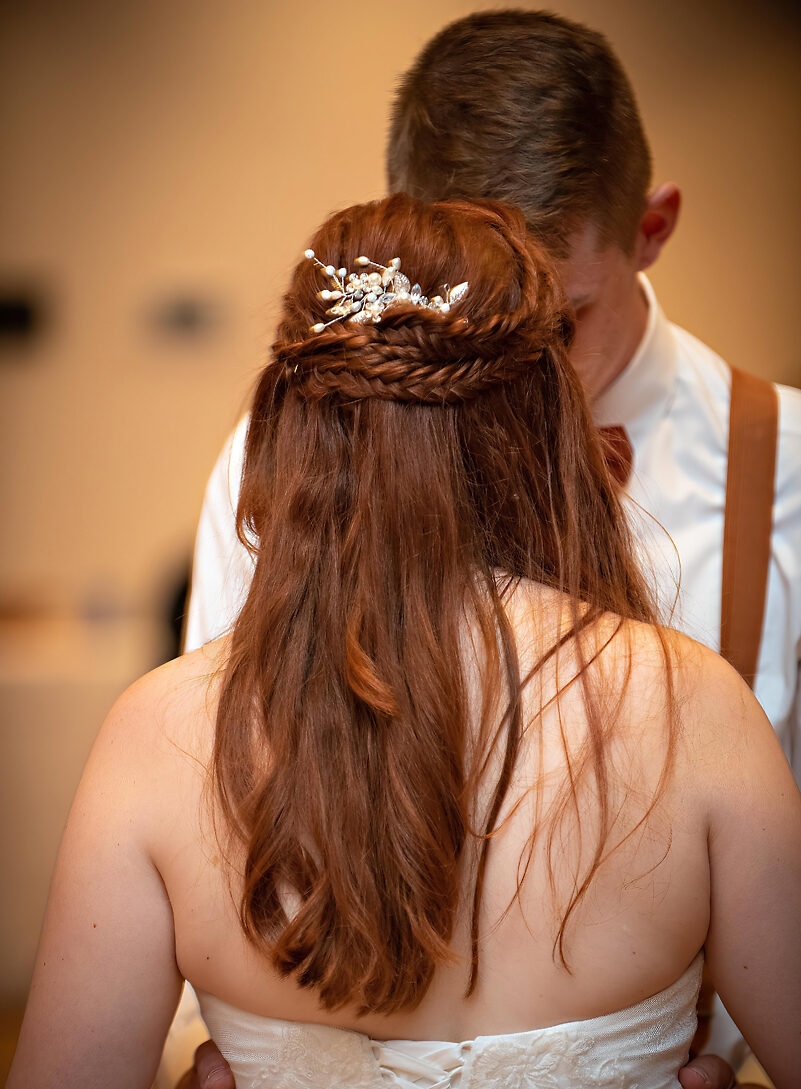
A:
197 952 703 1089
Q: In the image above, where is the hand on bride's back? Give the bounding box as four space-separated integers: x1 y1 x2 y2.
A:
679 1052 768 1088
176 1040 235 1089
176 1040 751 1089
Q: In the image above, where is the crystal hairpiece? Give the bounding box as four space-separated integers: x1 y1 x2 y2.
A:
304 250 468 333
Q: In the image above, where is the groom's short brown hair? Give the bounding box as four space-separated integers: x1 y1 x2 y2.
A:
387 9 652 257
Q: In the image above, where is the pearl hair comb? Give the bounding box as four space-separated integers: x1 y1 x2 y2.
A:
304 250 469 334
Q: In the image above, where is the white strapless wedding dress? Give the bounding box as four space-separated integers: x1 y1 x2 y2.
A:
197 952 703 1088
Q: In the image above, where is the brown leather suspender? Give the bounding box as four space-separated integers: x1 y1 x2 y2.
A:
720 366 779 687
691 368 779 1058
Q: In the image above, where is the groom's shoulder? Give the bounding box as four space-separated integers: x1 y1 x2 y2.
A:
207 414 250 503
774 382 801 523
668 318 800 455
668 319 731 417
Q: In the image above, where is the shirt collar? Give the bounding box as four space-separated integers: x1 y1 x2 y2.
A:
591 274 678 442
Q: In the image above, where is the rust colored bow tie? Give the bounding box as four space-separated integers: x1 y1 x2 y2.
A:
598 424 633 486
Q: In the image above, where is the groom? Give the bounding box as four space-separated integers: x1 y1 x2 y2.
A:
177 11 801 1089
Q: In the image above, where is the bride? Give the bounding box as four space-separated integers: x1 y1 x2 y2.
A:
9 196 800 1089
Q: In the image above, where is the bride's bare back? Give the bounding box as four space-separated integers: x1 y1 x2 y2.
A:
8 585 801 1088
163 591 698 1037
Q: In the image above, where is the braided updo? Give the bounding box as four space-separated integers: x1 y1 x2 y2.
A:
272 195 572 404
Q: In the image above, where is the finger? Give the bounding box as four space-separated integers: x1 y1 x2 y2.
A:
677 1053 737 1089
193 1039 236 1089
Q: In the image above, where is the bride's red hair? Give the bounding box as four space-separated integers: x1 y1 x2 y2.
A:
213 194 671 1014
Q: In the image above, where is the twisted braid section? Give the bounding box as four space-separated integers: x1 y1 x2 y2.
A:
275 303 558 405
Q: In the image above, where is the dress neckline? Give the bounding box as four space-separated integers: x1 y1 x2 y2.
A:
195 950 704 1046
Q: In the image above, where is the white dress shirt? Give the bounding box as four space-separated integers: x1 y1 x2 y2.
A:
592 276 801 780
185 276 801 781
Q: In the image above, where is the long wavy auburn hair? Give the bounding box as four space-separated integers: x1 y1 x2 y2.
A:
213 194 672 1015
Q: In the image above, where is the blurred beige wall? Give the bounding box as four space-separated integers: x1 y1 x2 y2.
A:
1 0 799 615
0 0 799 1003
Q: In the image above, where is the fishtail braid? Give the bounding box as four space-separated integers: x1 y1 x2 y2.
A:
275 285 560 404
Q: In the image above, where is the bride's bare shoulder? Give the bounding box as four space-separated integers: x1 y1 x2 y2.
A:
594 619 776 804
98 636 229 766
502 577 757 738
591 614 753 725
501 577 666 674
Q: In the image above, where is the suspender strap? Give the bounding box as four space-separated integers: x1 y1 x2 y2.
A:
720 367 779 687
693 368 778 1056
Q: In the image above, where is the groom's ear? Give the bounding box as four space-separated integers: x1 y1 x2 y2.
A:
635 183 681 272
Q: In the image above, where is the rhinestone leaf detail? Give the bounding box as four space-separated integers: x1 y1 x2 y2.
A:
304 251 468 333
